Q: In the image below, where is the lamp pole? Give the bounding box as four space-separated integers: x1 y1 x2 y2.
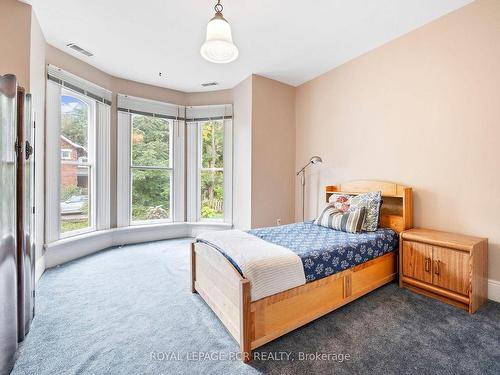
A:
296 156 322 222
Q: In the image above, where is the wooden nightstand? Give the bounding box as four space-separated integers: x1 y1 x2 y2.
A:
399 228 488 313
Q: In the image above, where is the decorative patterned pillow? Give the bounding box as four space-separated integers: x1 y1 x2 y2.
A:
314 204 366 234
328 191 382 232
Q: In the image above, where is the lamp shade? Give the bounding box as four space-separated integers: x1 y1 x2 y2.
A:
310 156 322 164
200 13 239 64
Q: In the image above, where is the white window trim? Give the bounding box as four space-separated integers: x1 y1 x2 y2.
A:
186 122 198 222
173 120 185 222
117 112 131 227
223 119 233 225
45 81 62 243
96 102 111 231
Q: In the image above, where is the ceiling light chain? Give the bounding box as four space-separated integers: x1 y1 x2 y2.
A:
214 0 223 13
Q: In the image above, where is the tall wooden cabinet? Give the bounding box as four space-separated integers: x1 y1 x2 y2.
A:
400 228 488 313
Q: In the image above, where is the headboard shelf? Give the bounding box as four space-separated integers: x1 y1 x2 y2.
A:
325 180 413 233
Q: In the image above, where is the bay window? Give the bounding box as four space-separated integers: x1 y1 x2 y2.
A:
118 98 232 227
47 77 233 247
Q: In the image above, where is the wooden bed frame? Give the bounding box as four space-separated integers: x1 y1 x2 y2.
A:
191 180 413 362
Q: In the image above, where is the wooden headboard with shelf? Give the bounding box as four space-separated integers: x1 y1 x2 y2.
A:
325 180 413 233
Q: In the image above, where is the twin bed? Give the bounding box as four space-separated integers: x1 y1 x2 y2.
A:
191 180 413 362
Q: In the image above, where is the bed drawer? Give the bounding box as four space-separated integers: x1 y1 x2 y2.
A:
351 252 398 295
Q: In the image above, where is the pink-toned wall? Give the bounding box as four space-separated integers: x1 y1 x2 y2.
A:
0 0 31 88
295 0 500 282
230 75 296 230
231 76 253 229
252 75 296 228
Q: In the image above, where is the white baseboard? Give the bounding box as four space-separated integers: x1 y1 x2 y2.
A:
488 279 500 303
44 222 232 268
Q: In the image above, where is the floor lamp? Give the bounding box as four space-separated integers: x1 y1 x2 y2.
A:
296 156 322 221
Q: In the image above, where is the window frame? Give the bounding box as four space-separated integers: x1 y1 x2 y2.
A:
129 114 174 225
59 89 97 239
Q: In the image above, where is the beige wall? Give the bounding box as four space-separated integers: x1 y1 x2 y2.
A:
252 75 296 228
295 0 500 282
231 76 253 229
0 0 31 88
186 89 233 107
231 75 296 229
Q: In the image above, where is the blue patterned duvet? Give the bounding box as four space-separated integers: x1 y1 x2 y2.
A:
248 221 398 282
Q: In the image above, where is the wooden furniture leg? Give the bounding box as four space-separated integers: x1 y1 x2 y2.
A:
239 279 251 362
191 242 197 293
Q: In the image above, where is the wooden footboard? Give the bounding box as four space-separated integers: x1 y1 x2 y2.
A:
191 241 398 362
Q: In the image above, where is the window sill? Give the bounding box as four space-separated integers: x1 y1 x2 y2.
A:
60 226 96 240
44 221 232 269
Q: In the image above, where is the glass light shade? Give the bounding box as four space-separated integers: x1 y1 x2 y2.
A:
200 14 239 64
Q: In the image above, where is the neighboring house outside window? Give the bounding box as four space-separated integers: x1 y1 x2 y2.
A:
60 135 88 188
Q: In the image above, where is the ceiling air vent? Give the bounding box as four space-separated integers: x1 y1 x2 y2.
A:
201 82 218 87
66 43 94 57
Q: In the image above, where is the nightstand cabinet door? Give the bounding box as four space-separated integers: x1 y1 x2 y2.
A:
432 246 469 296
402 241 432 284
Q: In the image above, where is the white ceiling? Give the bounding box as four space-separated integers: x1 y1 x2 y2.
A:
28 0 472 92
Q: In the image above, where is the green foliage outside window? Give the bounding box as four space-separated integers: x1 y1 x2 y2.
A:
201 122 224 219
131 115 171 221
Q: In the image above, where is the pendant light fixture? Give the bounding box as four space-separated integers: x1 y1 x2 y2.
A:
200 0 239 64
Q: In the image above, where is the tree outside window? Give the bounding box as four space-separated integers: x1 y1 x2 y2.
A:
200 121 224 219
130 114 172 222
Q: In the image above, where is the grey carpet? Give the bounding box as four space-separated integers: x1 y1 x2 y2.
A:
12 238 500 375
